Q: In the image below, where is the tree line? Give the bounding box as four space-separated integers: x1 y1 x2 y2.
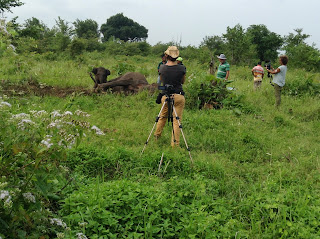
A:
1 0 320 71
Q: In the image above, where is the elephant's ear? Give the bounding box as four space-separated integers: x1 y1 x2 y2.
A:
92 68 98 74
106 69 111 76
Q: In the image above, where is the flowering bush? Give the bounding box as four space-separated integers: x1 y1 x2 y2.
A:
0 96 104 238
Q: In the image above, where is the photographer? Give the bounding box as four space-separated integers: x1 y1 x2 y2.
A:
154 46 186 147
265 55 288 107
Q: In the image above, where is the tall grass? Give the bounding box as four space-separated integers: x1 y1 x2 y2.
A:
1 52 320 238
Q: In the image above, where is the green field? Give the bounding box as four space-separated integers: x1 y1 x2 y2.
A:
1 52 320 238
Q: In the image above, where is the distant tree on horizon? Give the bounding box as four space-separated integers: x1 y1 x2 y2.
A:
0 0 24 14
100 13 148 42
246 24 283 62
73 19 99 39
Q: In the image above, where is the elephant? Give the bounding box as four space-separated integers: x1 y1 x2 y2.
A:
90 67 153 94
91 67 111 88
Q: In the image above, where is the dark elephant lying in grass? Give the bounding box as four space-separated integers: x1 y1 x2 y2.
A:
90 67 156 94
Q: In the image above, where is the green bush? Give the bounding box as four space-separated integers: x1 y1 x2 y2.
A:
283 75 320 97
60 176 244 238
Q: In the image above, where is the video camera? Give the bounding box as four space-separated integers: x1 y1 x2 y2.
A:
158 84 175 94
156 84 175 104
264 60 271 78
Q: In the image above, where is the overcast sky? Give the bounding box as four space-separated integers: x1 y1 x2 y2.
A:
4 0 320 49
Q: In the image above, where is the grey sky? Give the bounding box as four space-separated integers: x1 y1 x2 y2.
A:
4 0 320 48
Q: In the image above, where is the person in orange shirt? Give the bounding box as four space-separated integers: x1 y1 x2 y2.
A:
252 61 264 90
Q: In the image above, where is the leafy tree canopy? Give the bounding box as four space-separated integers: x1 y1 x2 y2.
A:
200 35 225 55
0 0 23 13
246 24 283 61
284 28 310 46
19 17 50 40
100 13 148 42
223 24 251 64
73 19 99 39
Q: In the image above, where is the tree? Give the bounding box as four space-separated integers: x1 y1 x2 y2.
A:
100 13 148 42
200 35 225 55
223 24 251 64
284 28 310 47
19 17 49 40
0 0 23 13
246 24 283 61
53 17 73 52
73 19 99 39
283 29 320 71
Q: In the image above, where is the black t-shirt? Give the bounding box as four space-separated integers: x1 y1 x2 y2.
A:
159 64 186 92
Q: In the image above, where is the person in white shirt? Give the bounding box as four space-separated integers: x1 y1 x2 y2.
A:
266 55 288 107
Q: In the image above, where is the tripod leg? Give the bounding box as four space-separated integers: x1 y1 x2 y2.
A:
141 101 167 155
172 105 193 163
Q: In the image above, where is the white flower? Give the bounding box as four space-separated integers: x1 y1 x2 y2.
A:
76 233 88 239
31 110 48 117
23 192 36 203
41 135 53 149
0 190 10 200
18 119 35 130
91 125 105 135
75 110 90 117
50 218 67 228
11 113 30 119
0 101 12 107
51 110 62 118
63 111 73 116
1 190 12 208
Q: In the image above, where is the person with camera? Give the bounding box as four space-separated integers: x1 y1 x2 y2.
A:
252 61 264 90
154 46 186 147
265 55 288 107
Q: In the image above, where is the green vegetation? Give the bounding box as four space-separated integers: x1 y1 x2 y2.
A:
1 49 320 238
1 4 320 237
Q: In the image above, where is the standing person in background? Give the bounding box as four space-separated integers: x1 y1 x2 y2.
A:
266 55 288 107
155 46 186 147
157 54 167 84
177 57 186 71
252 61 264 90
216 54 230 80
177 57 183 65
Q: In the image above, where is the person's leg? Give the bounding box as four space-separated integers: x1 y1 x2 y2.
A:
274 84 282 107
254 81 262 90
171 94 185 146
154 95 168 138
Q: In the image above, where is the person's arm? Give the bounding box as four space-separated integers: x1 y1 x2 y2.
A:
225 71 230 80
181 74 186 84
267 67 280 74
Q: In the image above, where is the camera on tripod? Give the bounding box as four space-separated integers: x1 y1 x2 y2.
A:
158 84 175 95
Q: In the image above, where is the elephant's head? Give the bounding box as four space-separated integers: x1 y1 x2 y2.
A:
92 67 111 84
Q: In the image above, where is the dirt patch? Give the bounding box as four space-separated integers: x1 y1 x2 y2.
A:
0 80 94 97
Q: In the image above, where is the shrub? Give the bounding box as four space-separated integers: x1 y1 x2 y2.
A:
60 176 244 238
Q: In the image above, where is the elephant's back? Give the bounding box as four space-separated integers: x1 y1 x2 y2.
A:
122 72 148 84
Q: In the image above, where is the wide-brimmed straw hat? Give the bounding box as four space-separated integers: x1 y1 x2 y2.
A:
217 54 227 60
164 46 179 58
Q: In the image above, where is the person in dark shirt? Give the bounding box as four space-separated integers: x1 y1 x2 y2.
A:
157 54 167 84
154 46 186 147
